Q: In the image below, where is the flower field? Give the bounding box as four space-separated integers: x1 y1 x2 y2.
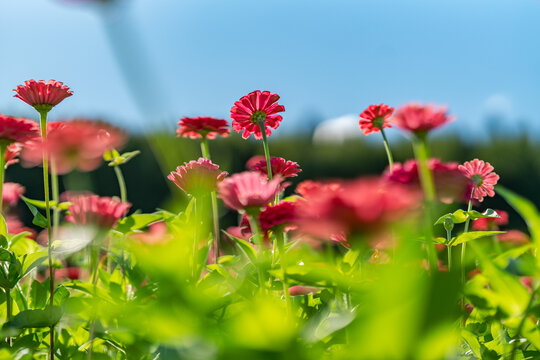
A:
0 80 538 360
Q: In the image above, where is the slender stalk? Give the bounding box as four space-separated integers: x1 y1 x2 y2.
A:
461 195 474 287
258 123 273 181
5 289 11 346
246 213 266 293
51 161 60 250
38 110 55 360
411 135 437 272
276 231 292 312
380 128 394 172
200 137 221 263
446 229 452 272
113 165 127 203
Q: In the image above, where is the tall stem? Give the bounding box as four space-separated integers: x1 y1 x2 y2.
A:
276 231 292 312
412 135 437 272
247 213 266 294
113 165 127 203
39 110 55 360
446 229 452 272
51 161 60 249
112 164 129 295
460 195 474 288
258 123 273 181
380 128 394 172
200 137 221 263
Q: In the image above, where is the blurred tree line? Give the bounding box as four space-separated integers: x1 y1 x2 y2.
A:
6 133 539 233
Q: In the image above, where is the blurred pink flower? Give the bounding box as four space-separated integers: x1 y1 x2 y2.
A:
65 193 131 228
385 158 470 203
458 159 499 202
168 158 228 197
497 230 529 246
0 115 39 144
358 104 393 135
176 116 230 139
230 90 285 140
247 156 301 178
2 182 25 208
6 215 36 239
218 171 282 212
5 143 22 168
289 286 319 296
14 80 73 110
393 103 454 134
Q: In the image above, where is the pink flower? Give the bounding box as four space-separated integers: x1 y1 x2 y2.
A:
472 210 508 230
218 171 283 212
385 159 470 203
288 286 319 296
295 180 342 199
358 104 394 135
168 158 228 197
65 193 131 228
176 117 231 139
259 201 297 232
230 90 285 140
5 143 22 168
2 183 25 208
458 159 499 202
6 215 36 239
247 156 301 178
393 103 454 134
497 230 529 246
0 115 39 144
21 120 126 174
296 177 419 241
13 80 73 110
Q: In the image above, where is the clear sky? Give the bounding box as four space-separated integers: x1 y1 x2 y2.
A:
1 0 539 138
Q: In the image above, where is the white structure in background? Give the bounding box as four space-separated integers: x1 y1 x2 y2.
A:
312 114 362 145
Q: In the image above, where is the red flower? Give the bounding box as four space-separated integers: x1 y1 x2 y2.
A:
458 159 499 202
230 90 285 140
385 159 471 203
296 180 342 199
13 80 73 110
0 115 39 144
6 215 36 239
296 177 419 241
288 286 319 296
65 193 131 228
2 182 25 208
218 171 283 212
358 104 394 135
259 201 297 232
472 210 508 230
168 158 228 197
176 117 231 139
248 156 301 178
21 120 126 174
497 230 529 246
5 143 22 168
393 103 454 134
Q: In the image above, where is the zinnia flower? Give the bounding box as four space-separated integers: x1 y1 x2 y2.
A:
385 159 470 203
393 103 454 135
259 201 297 233
230 90 285 140
358 104 394 135
218 171 283 213
5 143 22 168
0 115 39 144
296 177 419 241
248 156 301 178
168 158 228 197
21 120 126 174
2 182 25 208
295 180 342 199
176 117 231 139
13 80 73 111
65 193 131 228
472 210 508 230
458 159 499 202
6 215 36 239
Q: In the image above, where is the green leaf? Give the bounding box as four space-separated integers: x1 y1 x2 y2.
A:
435 209 468 225
115 213 163 234
21 251 47 276
53 285 70 306
497 186 540 247
0 214 6 238
450 231 504 246
4 306 63 329
222 230 257 264
21 196 48 228
108 150 140 166
468 208 501 220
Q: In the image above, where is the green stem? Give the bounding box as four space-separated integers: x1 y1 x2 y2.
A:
380 128 394 172
461 195 474 290
113 165 127 203
411 135 438 272
247 213 265 293
38 110 55 360
199 137 221 263
446 229 452 272
258 123 273 181
51 160 60 253
5 288 11 346
276 231 292 311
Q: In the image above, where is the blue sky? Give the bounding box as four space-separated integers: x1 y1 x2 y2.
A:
1 0 539 138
